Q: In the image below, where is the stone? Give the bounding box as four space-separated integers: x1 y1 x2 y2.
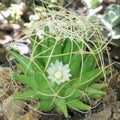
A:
0 67 13 101
2 97 26 120
85 107 112 120
113 101 120 113
113 113 120 120
19 110 40 120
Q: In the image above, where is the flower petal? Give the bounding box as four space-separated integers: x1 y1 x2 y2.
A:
47 60 72 85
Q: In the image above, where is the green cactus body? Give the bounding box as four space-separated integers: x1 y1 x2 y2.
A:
11 11 109 117
63 38 73 64
70 42 85 78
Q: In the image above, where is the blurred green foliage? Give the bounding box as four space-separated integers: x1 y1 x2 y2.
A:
82 0 103 8
103 4 120 27
103 4 120 46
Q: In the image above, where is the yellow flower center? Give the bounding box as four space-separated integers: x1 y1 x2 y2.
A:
54 71 63 80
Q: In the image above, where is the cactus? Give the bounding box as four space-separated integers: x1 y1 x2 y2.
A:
10 8 109 117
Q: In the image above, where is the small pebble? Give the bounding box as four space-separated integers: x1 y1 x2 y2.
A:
113 113 120 120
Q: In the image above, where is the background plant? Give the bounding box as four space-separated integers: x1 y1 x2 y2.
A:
10 6 109 117
102 4 120 46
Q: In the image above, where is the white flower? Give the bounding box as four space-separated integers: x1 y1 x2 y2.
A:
47 60 72 85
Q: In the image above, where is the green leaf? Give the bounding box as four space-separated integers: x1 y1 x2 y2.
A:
12 88 42 100
70 42 84 77
34 72 52 93
55 98 68 118
73 68 104 89
86 87 106 99
65 88 84 100
16 64 27 74
67 99 90 111
70 52 81 77
90 83 108 89
42 37 56 65
63 38 73 64
81 68 104 88
51 41 62 63
35 100 54 112
30 33 45 70
12 73 52 100
10 51 34 74
44 26 49 34
12 73 39 89
12 73 50 93
82 53 97 73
